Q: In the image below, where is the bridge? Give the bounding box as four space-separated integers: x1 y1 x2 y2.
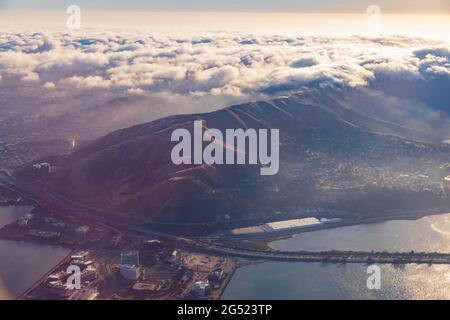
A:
200 243 450 265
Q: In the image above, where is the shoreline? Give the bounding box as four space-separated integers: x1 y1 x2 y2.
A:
2 206 450 300
216 259 241 300
216 208 450 241
17 249 74 300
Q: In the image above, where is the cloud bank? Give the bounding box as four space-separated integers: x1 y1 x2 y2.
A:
0 29 449 137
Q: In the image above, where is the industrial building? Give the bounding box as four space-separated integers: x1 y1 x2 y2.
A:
121 250 140 266
232 217 323 235
119 264 141 280
191 280 210 298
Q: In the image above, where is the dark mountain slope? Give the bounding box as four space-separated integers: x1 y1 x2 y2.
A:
17 93 450 224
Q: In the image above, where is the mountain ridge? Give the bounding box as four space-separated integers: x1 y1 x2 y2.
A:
16 89 450 224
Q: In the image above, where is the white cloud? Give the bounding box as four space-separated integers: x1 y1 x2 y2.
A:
43 81 55 90
21 71 40 82
0 29 448 126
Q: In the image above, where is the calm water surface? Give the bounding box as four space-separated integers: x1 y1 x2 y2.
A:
271 213 450 252
222 262 450 300
224 213 450 299
0 240 70 299
0 206 33 228
0 205 69 299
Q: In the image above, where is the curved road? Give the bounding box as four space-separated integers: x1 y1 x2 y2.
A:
2 169 450 265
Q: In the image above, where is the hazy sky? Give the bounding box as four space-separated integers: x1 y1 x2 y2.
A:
0 0 449 13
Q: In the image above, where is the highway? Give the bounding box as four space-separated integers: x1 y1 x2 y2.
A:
0 169 192 241
2 169 450 266
199 243 450 264
2 169 449 240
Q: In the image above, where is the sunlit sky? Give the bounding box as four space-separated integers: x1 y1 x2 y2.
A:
0 0 449 13
0 1 448 40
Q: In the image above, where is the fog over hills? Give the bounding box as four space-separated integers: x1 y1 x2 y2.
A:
18 86 450 224
2 30 449 224
1 31 449 145
2 31 449 170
